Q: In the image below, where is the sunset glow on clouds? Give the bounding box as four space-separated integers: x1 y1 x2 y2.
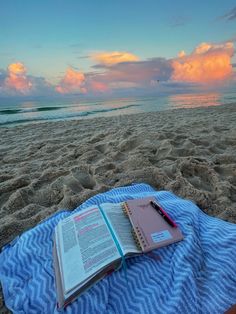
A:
92 51 139 66
0 42 235 97
90 57 172 92
1 2 235 99
172 42 234 83
88 81 110 93
4 63 32 94
55 68 86 94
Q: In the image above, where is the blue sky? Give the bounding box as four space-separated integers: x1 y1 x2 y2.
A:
0 0 235 97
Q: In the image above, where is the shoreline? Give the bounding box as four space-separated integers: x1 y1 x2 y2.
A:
1 94 235 128
0 103 236 250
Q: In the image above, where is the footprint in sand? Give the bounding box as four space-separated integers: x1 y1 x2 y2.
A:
71 167 96 189
179 158 217 193
118 137 140 152
94 163 116 175
95 143 108 154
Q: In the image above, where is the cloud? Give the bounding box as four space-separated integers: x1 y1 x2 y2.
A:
0 69 7 83
88 81 109 93
8 63 26 75
29 76 55 95
1 40 235 98
4 62 32 94
91 51 139 66
84 57 174 97
1 64 88 96
0 70 7 95
172 42 234 83
88 41 235 94
220 6 236 21
0 62 56 97
91 58 172 87
55 68 86 94
178 50 186 58
77 55 90 60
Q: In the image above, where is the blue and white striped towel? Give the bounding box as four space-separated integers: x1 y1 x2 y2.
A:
1 183 236 314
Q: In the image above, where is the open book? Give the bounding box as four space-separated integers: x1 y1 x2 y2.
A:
53 196 183 308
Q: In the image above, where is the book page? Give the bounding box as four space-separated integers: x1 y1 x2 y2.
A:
101 203 141 255
56 206 120 294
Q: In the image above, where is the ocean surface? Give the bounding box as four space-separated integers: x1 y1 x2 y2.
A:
0 91 235 127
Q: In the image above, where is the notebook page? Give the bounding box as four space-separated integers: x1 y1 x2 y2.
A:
101 203 141 255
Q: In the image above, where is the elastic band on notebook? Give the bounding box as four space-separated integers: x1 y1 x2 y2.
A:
98 204 128 282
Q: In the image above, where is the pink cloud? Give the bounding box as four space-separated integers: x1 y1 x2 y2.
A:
4 62 32 93
172 42 234 83
56 68 86 94
1 41 235 98
89 81 109 92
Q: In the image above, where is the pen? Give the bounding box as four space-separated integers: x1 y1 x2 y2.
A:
150 200 177 228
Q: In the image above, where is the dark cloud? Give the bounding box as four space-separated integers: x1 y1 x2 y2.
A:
220 6 236 21
28 76 56 96
0 69 7 80
0 70 7 93
92 58 172 84
76 55 90 59
84 58 173 95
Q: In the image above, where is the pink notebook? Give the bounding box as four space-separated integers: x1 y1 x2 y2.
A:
122 196 183 253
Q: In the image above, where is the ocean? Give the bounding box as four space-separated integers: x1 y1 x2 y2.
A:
0 91 235 127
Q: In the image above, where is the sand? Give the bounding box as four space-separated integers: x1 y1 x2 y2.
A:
0 103 236 311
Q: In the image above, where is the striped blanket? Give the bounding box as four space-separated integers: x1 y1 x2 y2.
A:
1 183 236 313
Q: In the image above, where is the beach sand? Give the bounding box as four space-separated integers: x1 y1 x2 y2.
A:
0 103 236 312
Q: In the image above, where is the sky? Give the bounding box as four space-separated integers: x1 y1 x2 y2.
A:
0 0 236 99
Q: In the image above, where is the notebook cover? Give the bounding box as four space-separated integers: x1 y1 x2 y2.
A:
123 196 183 253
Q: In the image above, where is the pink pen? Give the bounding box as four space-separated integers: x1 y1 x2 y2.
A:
150 201 177 228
